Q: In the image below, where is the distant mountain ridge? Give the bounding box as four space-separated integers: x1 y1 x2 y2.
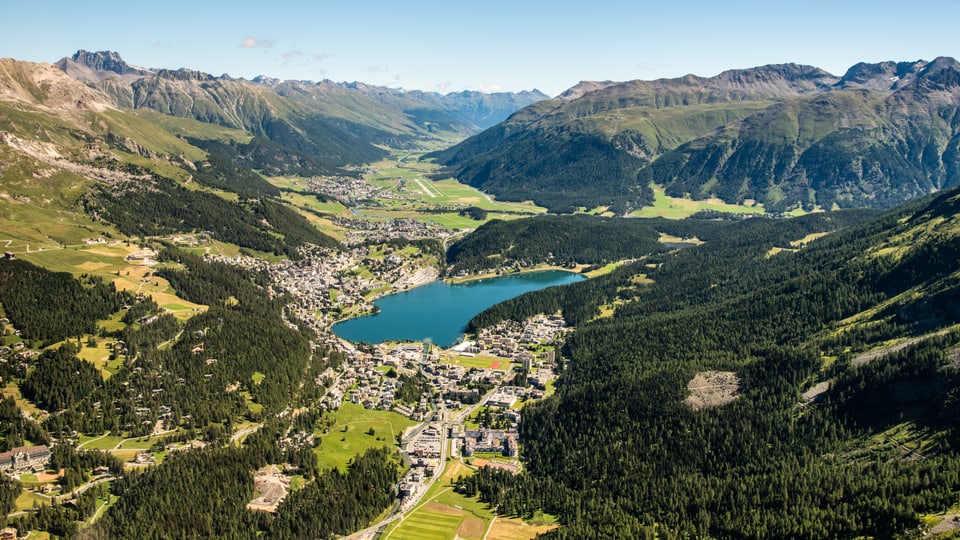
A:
58 50 545 134
50 50 546 177
429 58 960 213
259 77 549 132
55 49 154 83
0 56 341 255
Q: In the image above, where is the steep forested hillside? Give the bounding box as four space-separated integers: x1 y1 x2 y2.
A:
0 259 126 345
445 214 668 273
430 58 960 213
462 189 960 537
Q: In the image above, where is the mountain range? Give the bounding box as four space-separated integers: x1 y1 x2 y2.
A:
55 50 547 176
429 57 960 213
5 49 960 538
0 50 546 251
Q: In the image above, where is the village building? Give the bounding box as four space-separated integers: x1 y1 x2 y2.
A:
0 445 50 473
486 392 517 408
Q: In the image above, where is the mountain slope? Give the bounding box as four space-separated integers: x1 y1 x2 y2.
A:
0 57 338 254
462 189 960 537
644 58 960 211
105 67 387 175
431 59 960 213
57 51 547 175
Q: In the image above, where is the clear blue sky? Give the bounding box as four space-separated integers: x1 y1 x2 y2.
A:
3 1 958 96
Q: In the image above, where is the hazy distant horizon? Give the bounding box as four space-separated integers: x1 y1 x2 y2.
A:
3 0 958 97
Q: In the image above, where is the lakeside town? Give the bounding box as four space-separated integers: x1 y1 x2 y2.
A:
0 202 576 536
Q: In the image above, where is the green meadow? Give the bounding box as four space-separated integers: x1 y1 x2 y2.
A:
384 459 556 540
631 184 765 219
314 402 416 472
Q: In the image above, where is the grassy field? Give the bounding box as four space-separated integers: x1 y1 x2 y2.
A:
17 243 134 279
583 261 628 278
112 264 206 320
444 354 507 370
631 185 765 219
118 437 159 450
15 242 205 327
423 179 543 214
357 207 531 230
281 190 353 216
384 459 556 540
0 192 121 252
314 402 416 472
15 490 51 511
384 459 491 540
2 382 42 418
78 434 124 450
76 339 116 380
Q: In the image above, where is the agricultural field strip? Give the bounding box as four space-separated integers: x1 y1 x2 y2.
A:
413 177 439 198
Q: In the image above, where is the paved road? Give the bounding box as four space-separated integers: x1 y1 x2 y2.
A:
342 407 449 540
341 391 496 539
229 425 262 444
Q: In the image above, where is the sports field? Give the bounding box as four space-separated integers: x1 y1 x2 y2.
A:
384 459 556 540
445 354 505 370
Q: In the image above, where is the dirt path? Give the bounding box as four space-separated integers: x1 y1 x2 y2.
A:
482 515 497 540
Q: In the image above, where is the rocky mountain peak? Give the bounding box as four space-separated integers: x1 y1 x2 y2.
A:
152 68 219 82
558 80 619 100
69 50 132 74
251 75 281 86
56 50 152 82
715 63 833 84
918 56 960 85
836 60 927 90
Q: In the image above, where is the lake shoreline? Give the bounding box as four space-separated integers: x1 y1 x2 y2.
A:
332 269 586 347
444 264 589 285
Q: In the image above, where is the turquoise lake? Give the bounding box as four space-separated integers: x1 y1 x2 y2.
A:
331 270 586 347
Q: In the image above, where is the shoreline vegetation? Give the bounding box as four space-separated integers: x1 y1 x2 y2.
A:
444 264 590 284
